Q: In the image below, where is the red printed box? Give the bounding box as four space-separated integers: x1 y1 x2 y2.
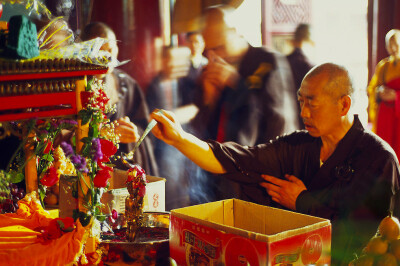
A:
170 199 331 265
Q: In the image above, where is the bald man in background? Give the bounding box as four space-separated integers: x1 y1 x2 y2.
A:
151 63 400 265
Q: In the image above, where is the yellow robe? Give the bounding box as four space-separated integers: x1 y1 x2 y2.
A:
367 56 400 132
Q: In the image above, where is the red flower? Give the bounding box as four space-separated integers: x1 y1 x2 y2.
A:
126 165 146 184
80 91 93 108
95 90 110 111
36 119 45 126
98 139 117 163
40 167 59 187
55 217 75 232
35 219 62 244
43 140 53 154
93 169 111 188
111 209 118 220
35 217 75 244
138 184 146 197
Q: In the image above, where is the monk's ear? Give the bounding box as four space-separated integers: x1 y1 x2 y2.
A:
340 95 352 115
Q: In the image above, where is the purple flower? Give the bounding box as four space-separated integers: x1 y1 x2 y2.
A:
61 141 74 157
39 129 49 135
60 119 78 126
91 138 103 162
50 121 59 128
70 154 88 173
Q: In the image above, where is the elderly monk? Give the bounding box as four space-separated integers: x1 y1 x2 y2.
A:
150 63 400 265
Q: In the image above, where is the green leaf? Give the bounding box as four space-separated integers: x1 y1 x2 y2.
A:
72 209 79 221
86 79 93 92
80 137 92 144
81 144 91 158
10 171 24 183
78 211 92 227
96 214 106 222
38 186 46 208
92 125 99 138
78 110 92 125
82 115 92 125
42 154 54 162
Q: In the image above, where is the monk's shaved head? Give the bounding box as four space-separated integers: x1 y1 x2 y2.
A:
303 63 354 99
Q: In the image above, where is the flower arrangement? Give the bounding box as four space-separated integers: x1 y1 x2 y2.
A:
2 78 120 227
57 78 120 226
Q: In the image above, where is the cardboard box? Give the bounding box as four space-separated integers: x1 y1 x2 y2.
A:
59 169 166 218
101 175 166 214
170 199 331 266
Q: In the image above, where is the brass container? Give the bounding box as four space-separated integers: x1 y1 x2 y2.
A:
100 212 170 265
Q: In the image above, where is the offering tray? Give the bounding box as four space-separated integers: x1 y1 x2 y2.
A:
100 212 170 265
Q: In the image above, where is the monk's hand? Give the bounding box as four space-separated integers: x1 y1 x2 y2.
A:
203 51 239 89
378 85 397 102
115 116 140 143
260 174 306 210
150 109 184 146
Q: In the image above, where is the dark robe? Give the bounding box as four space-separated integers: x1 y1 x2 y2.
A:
208 115 400 265
108 68 158 177
191 45 300 203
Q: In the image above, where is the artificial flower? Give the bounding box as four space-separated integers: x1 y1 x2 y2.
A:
94 89 109 111
70 154 88 173
80 91 93 109
43 139 52 154
35 217 75 244
98 138 117 162
138 184 146 198
40 166 59 187
91 138 103 162
61 141 74 157
126 165 146 184
111 209 118 220
35 119 46 126
126 165 147 197
55 217 75 232
93 168 111 188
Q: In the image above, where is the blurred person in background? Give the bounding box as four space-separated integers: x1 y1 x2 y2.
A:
367 29 400 159
145 45 195 210
190 5 300 203
287 23 315 128
145 32 207 210
81 22 158 177
179 31 208 107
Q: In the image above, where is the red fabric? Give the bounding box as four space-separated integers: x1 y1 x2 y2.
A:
376 77 400 158
216 106 226 142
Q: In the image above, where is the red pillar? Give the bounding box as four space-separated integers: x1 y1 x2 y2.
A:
90 0 162 91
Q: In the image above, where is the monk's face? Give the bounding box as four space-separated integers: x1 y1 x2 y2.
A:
298 73 344 138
